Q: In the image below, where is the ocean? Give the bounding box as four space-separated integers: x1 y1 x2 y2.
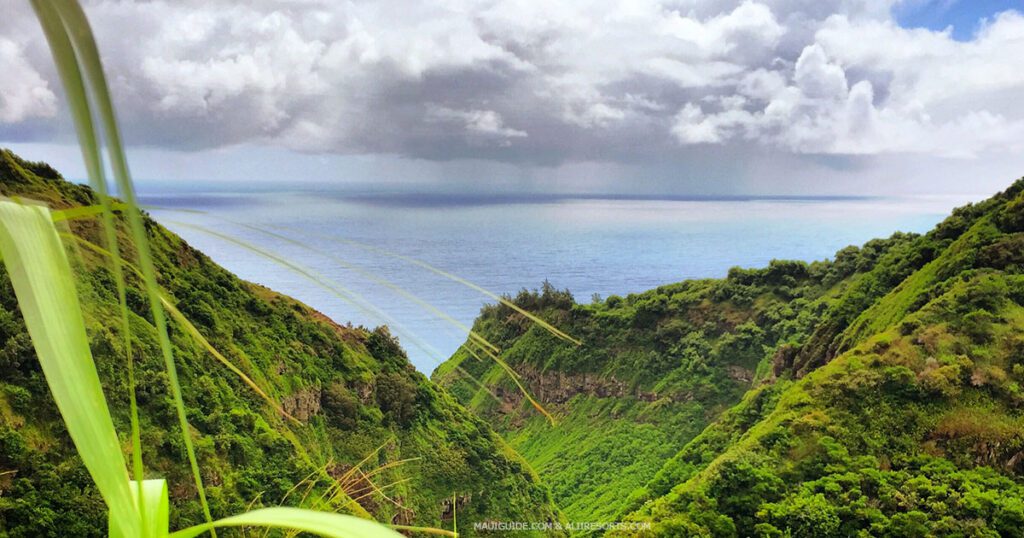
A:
140 188 981 373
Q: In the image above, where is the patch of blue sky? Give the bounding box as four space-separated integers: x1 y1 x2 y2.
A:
894 0 1022 41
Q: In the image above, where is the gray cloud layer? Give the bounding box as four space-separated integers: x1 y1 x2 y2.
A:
2 0 1023 172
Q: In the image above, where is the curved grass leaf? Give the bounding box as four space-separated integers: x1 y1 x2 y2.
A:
156 217 555 420
149 208 579 346
463 343 555 425
297 231 582 345
110 480 169 538
170 508 406 538
0 200 139 537
164 220 448 363
25 3 147 511
166 220 556 421
31 0 215 529
59 231 297 422
233 222 500 354
161 298 299 422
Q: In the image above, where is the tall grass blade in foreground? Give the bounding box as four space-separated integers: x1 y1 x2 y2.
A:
152 211 567 421
233 221 500 354
0 200 139 538
60 229 297 422
149 208 580 347
166 219 554 423
165 220 450 362
0 200 408 536
28 0 211 528
25 0 148 516
14 0 427 536
30 0 218 524
113 479 169 538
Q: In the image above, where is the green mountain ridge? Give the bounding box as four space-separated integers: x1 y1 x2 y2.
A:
0 149 563 537
433 231 918 525
436 179 1024 536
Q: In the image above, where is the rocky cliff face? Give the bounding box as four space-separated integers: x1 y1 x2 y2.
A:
496 365 659 407
281 386 322 421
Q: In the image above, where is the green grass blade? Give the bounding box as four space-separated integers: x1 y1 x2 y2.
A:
297 231 582 345
51 202 129 222
0 200 139 537
149 207 579 346
160 297 299 423
110 480 169 538
31 0 148 525
59 231 297 422
251 226 556 422
233 222 501 354
164 220 448 363
160 218 552 421
463 343 555 424
169 508 405 538
38 1 216 529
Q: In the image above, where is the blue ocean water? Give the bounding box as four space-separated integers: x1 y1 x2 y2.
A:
141 189 980 373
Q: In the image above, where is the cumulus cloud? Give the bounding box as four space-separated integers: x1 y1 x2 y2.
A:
669 10 1024 158
1 0 1023 163
0 38 56 123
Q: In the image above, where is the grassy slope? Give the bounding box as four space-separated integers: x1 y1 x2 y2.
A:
436 178 1024 535
433 230 918 524
0 149 563 537
614 180 1024 536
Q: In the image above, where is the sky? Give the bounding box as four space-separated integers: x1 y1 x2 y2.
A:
1 0 1023 195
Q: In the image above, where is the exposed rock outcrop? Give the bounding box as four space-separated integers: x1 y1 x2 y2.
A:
493 366 663 409
282 386 322 421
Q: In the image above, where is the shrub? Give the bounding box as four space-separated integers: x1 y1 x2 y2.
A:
321 382 359 430
960 310 995 344
375 373 417 427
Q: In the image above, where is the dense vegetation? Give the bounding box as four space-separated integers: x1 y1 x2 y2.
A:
7 145 1024 536
434 232 916 524
436 178 1024 536
0 149 563 537
618 180 1024 537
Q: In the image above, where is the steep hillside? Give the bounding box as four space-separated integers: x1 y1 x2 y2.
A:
436 177 1024 536
433 230 917 523
440 176 1024 532
615 181 1024 536
0 149 563 537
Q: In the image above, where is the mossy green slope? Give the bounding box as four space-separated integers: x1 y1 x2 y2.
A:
433 230 918 524
613 181 1024 536
437 179 1024 536
0 149 563 537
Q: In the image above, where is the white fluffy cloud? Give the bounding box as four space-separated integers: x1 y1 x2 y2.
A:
0 38 56 123
671 10 1024 158
2 0 1023 163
